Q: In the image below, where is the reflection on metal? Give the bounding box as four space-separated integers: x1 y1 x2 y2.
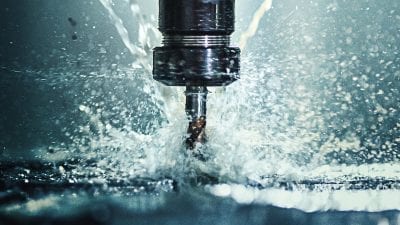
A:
186 116 207 150
153 0 240 152
185 86 208 149
163 35 230 47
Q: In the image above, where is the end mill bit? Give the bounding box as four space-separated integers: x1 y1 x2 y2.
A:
186 116 207 150
185 86 208 150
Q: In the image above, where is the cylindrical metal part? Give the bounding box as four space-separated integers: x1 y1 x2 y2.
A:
185 86 208 121
153 46 239 86
153 0 240 87
162 35 230 47
185 86 208 149
153 0 240 151
159 0 235 35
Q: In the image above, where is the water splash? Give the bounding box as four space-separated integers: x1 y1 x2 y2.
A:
239 0 273 50
3 0 400 213
98 0 161 72
67 0 400 189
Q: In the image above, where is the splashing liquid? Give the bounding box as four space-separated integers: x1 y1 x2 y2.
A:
1 0 400 215
65 0 400 208
74 0 400 212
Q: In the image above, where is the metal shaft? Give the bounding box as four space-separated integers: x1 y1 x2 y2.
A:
185 86 208 149
153 0 240 152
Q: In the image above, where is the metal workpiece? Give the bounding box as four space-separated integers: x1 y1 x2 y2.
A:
153 0 240 151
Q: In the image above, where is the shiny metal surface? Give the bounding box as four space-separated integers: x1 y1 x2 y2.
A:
162 35 230 47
